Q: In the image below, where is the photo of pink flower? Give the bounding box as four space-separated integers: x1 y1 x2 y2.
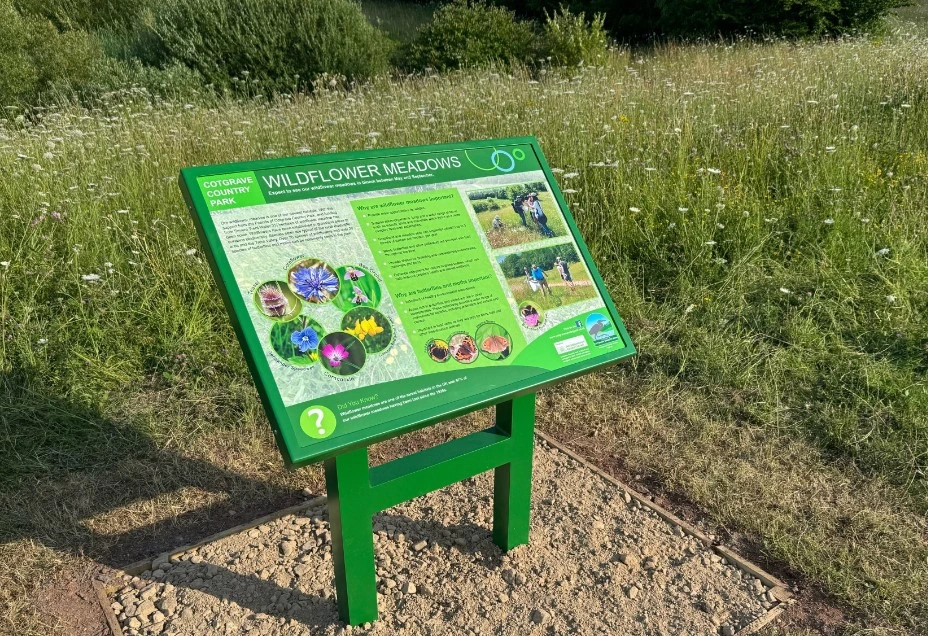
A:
317 332 366 376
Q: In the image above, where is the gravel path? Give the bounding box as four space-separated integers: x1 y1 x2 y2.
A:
109 440 775 635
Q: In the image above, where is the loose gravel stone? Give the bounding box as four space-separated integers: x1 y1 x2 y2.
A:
109 441 774 635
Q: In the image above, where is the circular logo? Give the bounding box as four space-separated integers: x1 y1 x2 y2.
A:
300 405 337 439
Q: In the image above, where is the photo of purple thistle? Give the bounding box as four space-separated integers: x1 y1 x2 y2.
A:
290 264 339 302
258 283 290 317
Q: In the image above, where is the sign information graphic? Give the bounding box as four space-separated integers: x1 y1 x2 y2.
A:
181 138 635 466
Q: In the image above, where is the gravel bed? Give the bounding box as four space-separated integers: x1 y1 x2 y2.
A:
109 440 775 635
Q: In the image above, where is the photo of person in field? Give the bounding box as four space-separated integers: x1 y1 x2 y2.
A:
468 182 567 249
497 244 597 311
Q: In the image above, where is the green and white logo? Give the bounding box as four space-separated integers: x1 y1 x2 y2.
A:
300 405 337 439
464 147 528 174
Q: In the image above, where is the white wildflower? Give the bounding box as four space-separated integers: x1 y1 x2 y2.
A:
81 273 101 282
37 338 48 345
678 207 689 213
563 188 578 194
886 295 896 303
779 288 790 294
185 248 198 256
705 240 717 246
629 207 641 212
823 218 835 225
876 248 890 256
707 168 721 175
563 172 580 179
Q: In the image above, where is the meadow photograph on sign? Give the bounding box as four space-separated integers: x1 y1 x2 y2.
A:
497 244 598 311
467 181 567 249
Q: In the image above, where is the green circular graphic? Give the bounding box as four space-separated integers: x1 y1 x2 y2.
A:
512 148 526 161
300 405 337 439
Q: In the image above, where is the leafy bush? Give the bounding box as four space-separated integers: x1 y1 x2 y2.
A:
498 0 908 37
13 0 152 30
540 5 609 66
406 0 536 71
0 1 104 106
81 58 207 102
153 0 393 94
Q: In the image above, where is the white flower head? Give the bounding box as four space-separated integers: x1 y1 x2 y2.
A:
81 273 101 282
823 218 835 225
876 248 890 257
886 295 896 303
629 207 641 212
780 287 791 294
185 248 198 256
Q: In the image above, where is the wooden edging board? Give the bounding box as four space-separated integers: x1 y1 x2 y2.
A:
97 434 791 635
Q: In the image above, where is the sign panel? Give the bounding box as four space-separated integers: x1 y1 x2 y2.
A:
180 137 635 467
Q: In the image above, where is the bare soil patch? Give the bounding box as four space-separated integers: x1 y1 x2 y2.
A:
105 440 777 635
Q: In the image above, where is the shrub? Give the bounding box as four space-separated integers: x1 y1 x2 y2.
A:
153 0 393 94
13 0 152 30
81 58 207 103
406 0 536 71
497 0 908 37
0 1 103 106
540 5 609 66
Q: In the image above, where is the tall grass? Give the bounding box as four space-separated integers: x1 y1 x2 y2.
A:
1 17 927 634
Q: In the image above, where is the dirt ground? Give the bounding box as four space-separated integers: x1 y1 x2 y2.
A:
102 440 778 636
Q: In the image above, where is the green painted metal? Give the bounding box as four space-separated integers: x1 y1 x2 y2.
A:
324 395 536 625
492 393 535 550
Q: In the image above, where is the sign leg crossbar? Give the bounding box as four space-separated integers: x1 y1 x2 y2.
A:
324 393 536 625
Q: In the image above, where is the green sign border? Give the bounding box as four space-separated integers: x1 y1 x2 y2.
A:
179 137 635 468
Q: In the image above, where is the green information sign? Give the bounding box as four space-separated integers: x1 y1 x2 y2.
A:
180 137 635 468
181 137 635 625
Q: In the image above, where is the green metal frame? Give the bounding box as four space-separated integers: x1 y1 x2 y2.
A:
325 393 536 625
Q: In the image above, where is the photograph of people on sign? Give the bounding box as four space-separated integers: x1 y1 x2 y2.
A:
183 140 633 463
467 182 566 248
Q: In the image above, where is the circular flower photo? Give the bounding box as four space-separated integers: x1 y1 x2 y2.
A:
317 332 366 376
341 307 393 354
254 281 301 321
426 338 450 363
332 265 382 311
476 323 512 361
518 302 545 329
269 317 326 367
449 333 479 364
288 258 340 304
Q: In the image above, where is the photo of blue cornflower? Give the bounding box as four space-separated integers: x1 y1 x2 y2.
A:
288 259 340 303
290 326 319 353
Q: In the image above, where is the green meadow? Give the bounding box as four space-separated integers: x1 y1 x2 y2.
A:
1 5 928 635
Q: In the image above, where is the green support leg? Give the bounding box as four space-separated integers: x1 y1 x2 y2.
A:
323 394 537 625
324 446 378 626
493 393 536 551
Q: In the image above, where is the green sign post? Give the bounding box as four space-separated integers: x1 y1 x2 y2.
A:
179 137 635 625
